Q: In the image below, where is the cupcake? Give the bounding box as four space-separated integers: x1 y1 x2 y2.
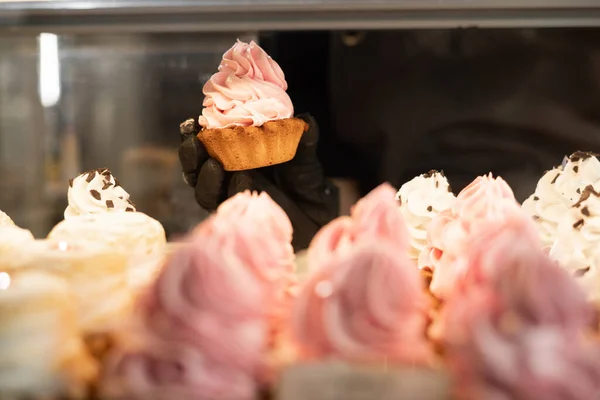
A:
418 173 518 301
2 240 131 361
101 220 268 400
0 209 14 226
396 170 455 262
49 169 167 291
522 151 600 250
0 224 35 256
196 40 308 171
440 212 599 400
550 184 600 305
279 184 447 400
0 271 98 399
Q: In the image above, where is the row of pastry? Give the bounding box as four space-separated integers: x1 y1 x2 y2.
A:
2 152 600 399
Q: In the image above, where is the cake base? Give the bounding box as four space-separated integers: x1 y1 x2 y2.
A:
277 362 450 400
197 118 308 171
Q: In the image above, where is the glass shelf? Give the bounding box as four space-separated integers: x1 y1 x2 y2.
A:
1 0 600 32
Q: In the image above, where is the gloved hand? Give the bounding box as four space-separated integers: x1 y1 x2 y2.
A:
178 114 339 251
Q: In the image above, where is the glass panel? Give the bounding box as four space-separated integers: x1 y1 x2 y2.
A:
0 32 256 237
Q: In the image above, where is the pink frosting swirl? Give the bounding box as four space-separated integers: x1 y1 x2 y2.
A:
418 174 519 300
101 228 268 400
292 241 432 364
308 183 409 272
442 241 597 400
199 40 293 129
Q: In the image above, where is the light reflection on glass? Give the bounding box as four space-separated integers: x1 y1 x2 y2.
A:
0 272 10 290
38 33 61 108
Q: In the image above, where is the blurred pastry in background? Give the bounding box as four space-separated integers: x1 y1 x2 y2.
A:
550 184 600 305
0 270 98 399
0 223 35 256
522 151 600 250
196 40 308 171
0 209 14 226
396 170 455 262
49 169 167 292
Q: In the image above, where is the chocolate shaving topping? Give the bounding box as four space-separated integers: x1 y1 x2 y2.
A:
577 188 581 194
86 170 96 183
118 196 123 200
113 178 120 187
427 205 433 212
68 178 73 188
106 200 114 208
90 189 101 201
573 165 579 173
423 170 439 179
102 181 113 190
574 266 590 278
551 172 560 185
582 206 590 216
533 196 539 201
101 168 112 176
532 215 540 220
569 151 598 163
435 181 439 188
125 207 134 212
573 185 600 208
573 219 585 229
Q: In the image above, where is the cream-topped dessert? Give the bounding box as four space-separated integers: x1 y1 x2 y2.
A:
550 185 600 303
0 224 35 256
396 170 455 261
50 169 167 291
0 209 14 226
65 168 135 218
2 240 131 335
0 271 98 398
522 151 600 250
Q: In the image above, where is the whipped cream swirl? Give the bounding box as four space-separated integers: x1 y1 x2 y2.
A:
396 170 455 261
0 209 14 226
199 40 293 129
522 151 600 250
550 185 600 303
65 169 135 219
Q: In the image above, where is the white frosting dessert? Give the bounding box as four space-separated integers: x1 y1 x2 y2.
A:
65 168 135 218
550 185 600 303
52 168 168 291
522 151 600 250
48 212 167 291
0 270 97 398
0 224 35 256
3 240 131 335
396 170 455 261
0 209 14 226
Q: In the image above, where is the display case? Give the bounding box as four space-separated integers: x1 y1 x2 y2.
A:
2 0 600 237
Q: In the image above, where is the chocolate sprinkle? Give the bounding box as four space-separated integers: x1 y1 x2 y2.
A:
551 173 560 185
102 181 113 190
533 196 539 201
118 196 123 200
106 200 114 208
68 178 73 188
569 151 598 163
113 178 121 187
574 266 590 278
86 170 96 183
422 170 439 179
532 215 540 220
582 206 591 216
435 181 439 188
127 199 135 208
573 219 585 229
398 197 402 206
90 189 101 201
427 205 433 212
101 168 111 176
577 188 581 194
573 165 579 173
125 207 134 212
573 185 600 208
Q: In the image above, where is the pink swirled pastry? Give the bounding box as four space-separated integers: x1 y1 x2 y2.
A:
308 183 408 272
101 227 267 400
199 40 293 129
196 40 308 171
441 224 597 400
292 241 432 365
418 174 519 299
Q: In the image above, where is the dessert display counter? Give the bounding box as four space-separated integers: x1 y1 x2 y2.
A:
1 0 600 32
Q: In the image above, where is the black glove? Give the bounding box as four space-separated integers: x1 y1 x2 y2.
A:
178 114 339 251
